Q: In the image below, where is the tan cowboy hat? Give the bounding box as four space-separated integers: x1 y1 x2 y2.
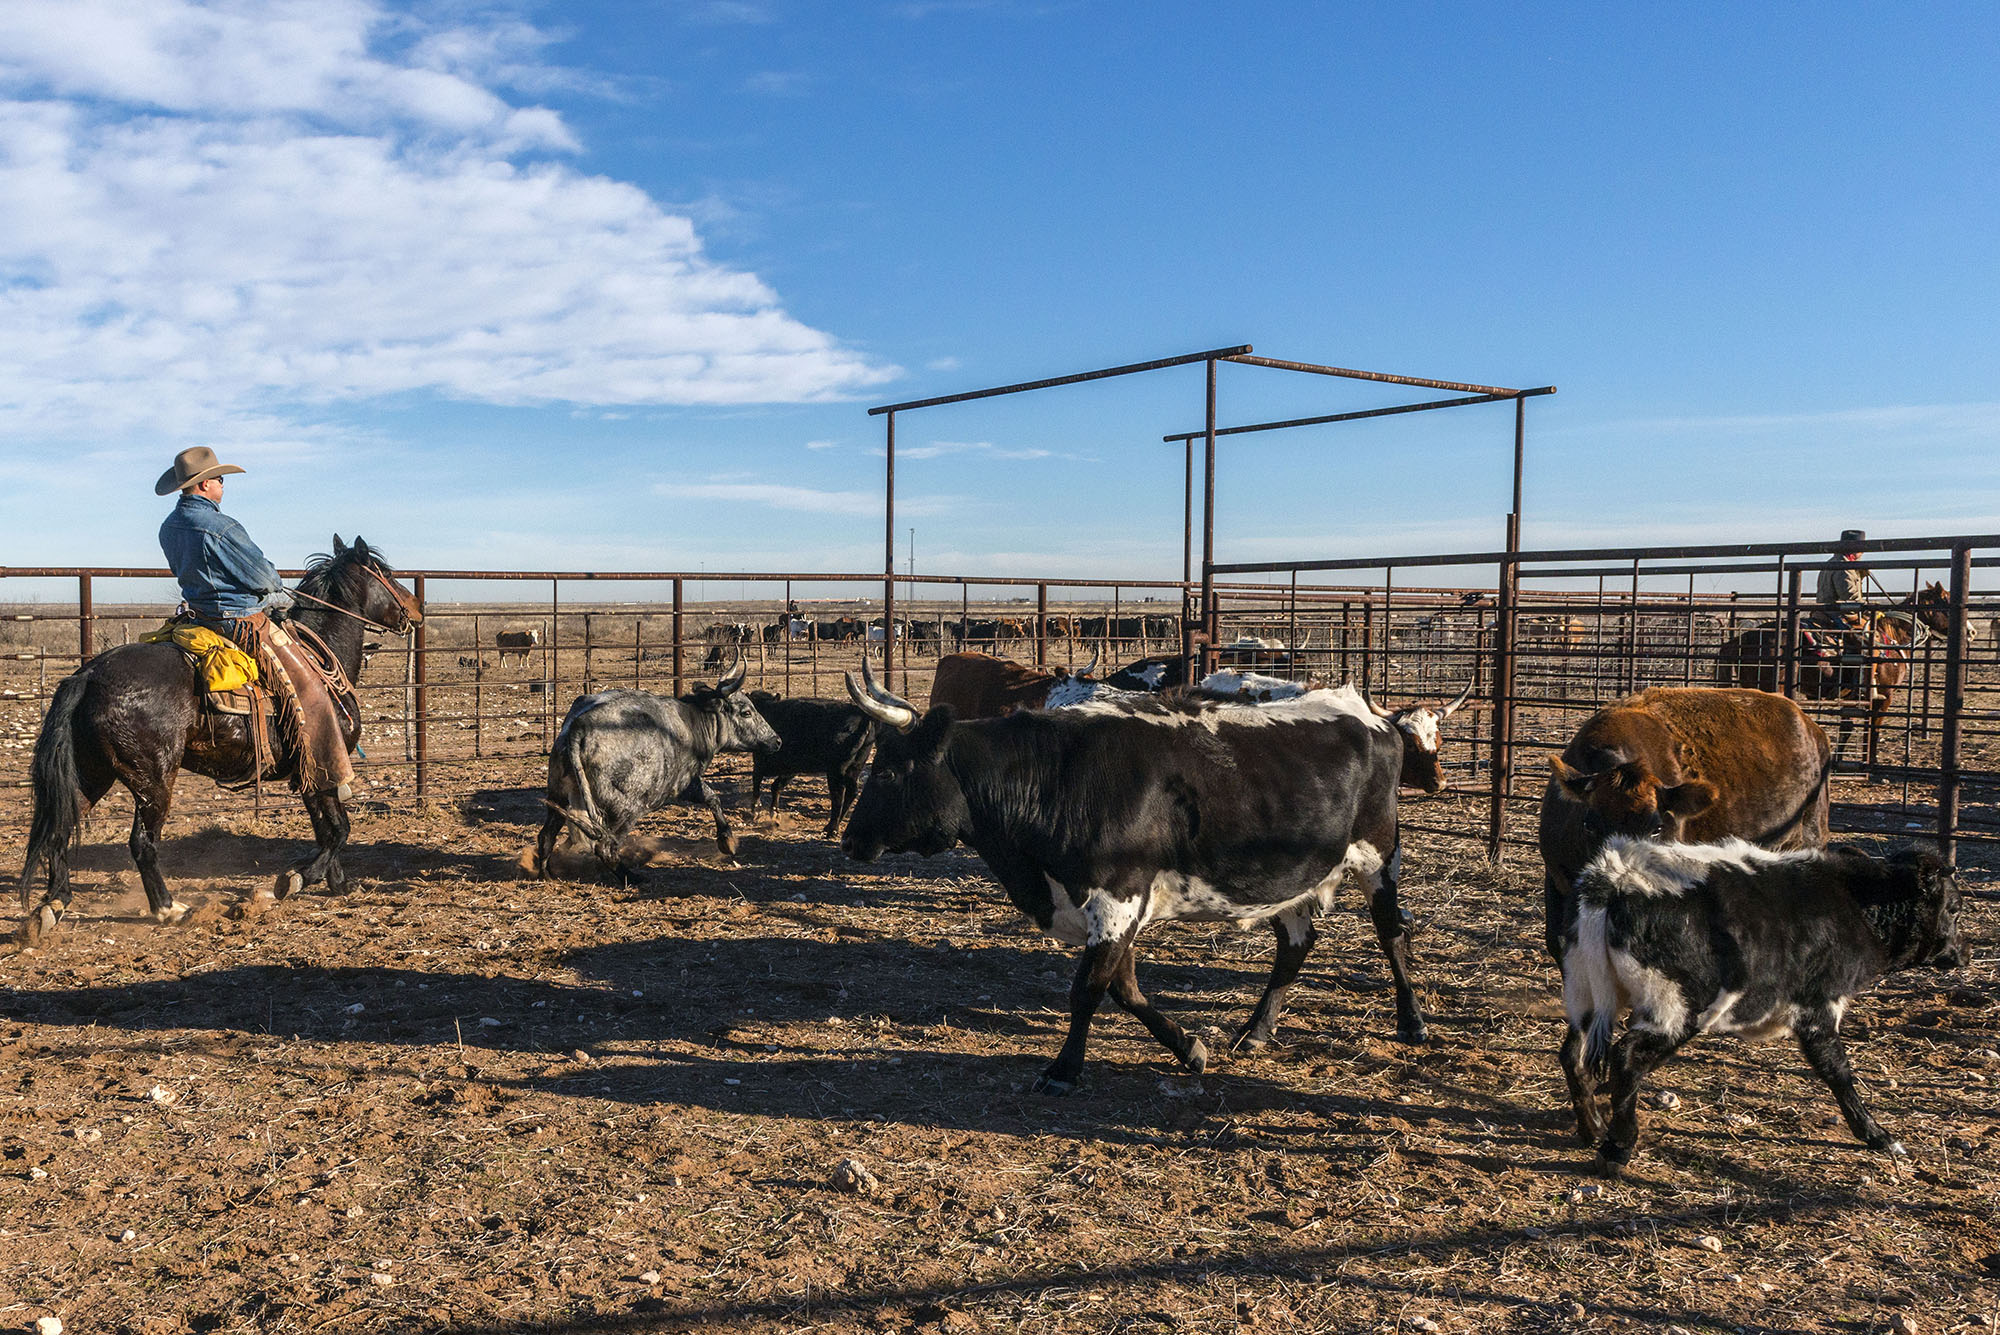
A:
155 446 246 496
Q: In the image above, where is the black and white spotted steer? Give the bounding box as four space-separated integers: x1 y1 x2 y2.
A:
840 658 1443 1095
1561 836 1965 1175
745 690 877 839
533 661 781 879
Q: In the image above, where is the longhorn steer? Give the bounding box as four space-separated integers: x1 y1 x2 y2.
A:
746 691 878 838
1102 655 1188 692
928 650 1112 718
1561 837 1964 1174
534 662 780 878
840 660 1440 1095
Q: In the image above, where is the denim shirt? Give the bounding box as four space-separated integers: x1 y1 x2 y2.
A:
158 493 282 618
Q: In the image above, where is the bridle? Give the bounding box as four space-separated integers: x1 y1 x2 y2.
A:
286 560 421 634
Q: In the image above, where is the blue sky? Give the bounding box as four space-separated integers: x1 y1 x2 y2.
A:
2 1 1996 594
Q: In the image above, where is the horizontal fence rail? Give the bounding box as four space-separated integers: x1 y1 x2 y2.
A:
1208 533 1999 873
2 538 1995 882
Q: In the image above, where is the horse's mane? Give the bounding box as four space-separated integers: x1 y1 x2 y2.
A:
293 541 394 607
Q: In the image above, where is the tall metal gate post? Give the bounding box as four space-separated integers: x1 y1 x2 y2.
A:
1036 583 1048 667
413 574 428 803
78 574 92 663
672 578 684 697
1487 519 1520 863
1939 543 1972 864
1181 439 1195 672
883 409 898 694
1780 568 1803 698
1198 357 1219 677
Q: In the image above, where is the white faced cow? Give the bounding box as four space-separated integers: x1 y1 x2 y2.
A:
840 659 1450 1095
533 661 780 880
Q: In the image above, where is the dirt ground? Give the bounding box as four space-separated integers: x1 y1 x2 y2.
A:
3 755 1998 1335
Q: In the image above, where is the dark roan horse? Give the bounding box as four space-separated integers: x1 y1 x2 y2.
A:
17 536 421 943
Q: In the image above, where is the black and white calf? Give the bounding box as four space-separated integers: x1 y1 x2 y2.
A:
1561 836 1965 1174
745 690 878 839
840 658 1437 1095
534 662 781 879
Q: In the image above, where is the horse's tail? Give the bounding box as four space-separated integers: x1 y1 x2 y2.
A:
20 672 91 910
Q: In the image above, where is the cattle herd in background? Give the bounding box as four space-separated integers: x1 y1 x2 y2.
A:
17 603 1980 1178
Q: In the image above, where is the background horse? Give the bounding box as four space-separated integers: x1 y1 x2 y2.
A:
17 535 420 942
1715 582 1952 705
1714 583 1953 757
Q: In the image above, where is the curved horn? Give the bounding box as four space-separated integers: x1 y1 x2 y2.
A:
718 656 747 693
1440 673 1476 718
859 654 921 715
1079 650 1100 678
1354 681 1395 720
846 669 917 731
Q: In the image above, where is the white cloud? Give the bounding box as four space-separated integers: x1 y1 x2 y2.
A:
925 356 961 372
655 477 961 517
0 0 896 451
804 439 839 450
744 71 810 97
886 439 1092 462
686 2 775 24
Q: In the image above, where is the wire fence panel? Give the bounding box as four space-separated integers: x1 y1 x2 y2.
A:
3 538 1996 876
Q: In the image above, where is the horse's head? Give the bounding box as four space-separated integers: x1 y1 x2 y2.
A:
1905 580 1954 637
302 535 423 633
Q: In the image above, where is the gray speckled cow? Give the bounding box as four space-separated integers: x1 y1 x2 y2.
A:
534 661 780 879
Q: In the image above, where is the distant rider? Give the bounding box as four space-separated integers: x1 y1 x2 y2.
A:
1812 529 1874 635
156 447 354 798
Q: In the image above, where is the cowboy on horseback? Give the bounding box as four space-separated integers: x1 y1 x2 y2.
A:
156 446 354 798
1812 529 1875 634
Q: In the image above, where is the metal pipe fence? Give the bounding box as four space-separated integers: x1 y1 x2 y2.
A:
0 567 1206 822
1210 533 2000 869
4 537 1997 875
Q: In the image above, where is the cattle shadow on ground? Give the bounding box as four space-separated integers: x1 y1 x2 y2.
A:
53 824 526 889
1 928 1581 1154
459 785 548 827
415 1186 1894 1335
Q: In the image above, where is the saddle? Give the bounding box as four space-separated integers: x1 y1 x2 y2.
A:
146 615 357 792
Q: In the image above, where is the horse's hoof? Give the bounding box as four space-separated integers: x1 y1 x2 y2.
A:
153 900 191 925
275 870 304 901
21 903 61 945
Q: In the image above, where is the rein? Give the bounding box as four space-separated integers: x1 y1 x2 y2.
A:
286 561 417 634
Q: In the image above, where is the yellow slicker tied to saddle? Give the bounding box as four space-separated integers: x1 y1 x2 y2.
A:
139 622 261 694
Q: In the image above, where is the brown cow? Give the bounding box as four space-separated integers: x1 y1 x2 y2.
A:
929 651 1102 719
1540 687 1832 962
1539 686 1831 1141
